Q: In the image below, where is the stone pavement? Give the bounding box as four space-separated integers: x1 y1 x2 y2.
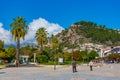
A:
0 64 120 80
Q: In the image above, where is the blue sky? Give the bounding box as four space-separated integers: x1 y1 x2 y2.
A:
0 0 120 45
0 0 120 29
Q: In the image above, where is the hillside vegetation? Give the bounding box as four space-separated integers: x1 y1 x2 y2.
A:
57 20 120 46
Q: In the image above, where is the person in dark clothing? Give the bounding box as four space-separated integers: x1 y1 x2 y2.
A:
72 60 77 73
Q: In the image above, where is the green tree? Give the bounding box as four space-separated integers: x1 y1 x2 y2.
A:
51 35 60 61
107 53 120 59
35 27 47 53
79 50 88 62
43 46 53 61
73 50 80 61
5 46 16 61
56 52 63 59
63 52 71 61
10 16 28 67
0 52 5 59
88 50 99 60
0 40 4 50
37 55 48 63
51 35 59 49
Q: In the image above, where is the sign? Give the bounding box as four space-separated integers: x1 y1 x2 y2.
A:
58 58 63 63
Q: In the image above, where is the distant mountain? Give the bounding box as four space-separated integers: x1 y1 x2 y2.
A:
56 20 120 48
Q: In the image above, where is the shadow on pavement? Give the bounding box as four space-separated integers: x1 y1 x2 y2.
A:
0 72 5 74
7 63 39 67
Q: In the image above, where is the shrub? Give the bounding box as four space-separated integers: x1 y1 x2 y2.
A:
37 55 48 63
0 62 4 65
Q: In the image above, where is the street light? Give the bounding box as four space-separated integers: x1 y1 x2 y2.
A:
34 53 36 63
54 47 57 70
54 47 58 70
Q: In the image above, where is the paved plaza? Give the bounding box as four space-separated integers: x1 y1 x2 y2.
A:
0 64 120 80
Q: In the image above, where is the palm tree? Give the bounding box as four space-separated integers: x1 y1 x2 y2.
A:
10 16 28 67
0 40 4 50
51 35 59 49
35 27 47 54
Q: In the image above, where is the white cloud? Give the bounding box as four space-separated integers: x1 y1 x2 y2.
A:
0 18 64 45
22 18 64 44
0 23 15 45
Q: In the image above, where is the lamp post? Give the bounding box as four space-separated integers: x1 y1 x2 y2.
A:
51 35 59 70
54 48 57 70
54 47 59 70
34 53 36 63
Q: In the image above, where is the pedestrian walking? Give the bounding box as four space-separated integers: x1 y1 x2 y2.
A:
89 60 94 71
72 60 77 73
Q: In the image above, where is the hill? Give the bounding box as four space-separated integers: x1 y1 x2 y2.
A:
56 20 120 49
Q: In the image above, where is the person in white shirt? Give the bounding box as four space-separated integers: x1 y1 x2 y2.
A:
89 60 94 71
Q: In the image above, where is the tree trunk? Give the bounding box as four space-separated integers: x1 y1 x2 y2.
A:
16 38 20 67
40 41 43 53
